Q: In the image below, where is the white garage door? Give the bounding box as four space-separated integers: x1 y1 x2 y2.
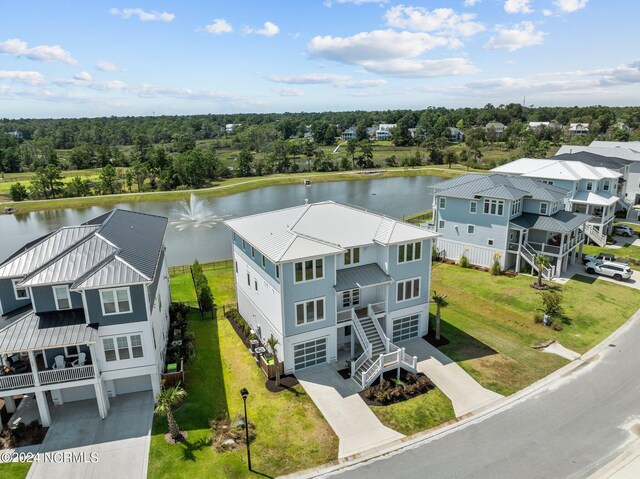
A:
392 314 420 342
114 375 152 395
293 338 327 371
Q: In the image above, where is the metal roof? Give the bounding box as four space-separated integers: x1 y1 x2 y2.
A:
434 174 568 201
0 225 99 279
590 141 640 150
0 309 98 354
570 191 620 207
225 201 438 263
510 211 592 233
335 263 392 292
492 158 620 181
553 152 631 169
556 145 640 163
72 256 148 290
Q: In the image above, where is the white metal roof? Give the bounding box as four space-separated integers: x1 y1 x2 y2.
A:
569 191 620 206
72 256 148 290
590 141 640 150
491 158 556 175
556 145 640 162
492 158 620 180
225 201 438 263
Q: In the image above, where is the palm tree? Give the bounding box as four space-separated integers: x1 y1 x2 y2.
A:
266 334 281 387
431 291 448 341
154 384 188 442
534 254 551 288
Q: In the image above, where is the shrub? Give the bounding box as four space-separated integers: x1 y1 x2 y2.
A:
550 319 564 331
459 254 470 268
191 260 214 312
533 312 544 324
540 290 564 319
490 252 502 276
9 182 28 201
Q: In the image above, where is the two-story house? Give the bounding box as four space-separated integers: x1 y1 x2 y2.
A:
432 174 592 278
0 209 170 427
224 201 438 389
492 156 626 245
376 124 396 141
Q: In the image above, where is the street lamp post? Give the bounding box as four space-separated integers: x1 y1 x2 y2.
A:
240 388 251 471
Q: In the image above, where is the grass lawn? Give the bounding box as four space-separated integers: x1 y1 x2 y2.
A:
583 243 640 266
0 461 32 478
148 266 338 478
430 263 640 396
369 388 455 436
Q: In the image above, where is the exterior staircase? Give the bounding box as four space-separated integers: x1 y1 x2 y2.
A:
520 242 555 280
584 224 607 247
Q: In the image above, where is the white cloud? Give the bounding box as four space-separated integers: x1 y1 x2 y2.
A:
245 21 280 37
325 0 389 6
0 38 78 65
504 0 533 14
464 0 481 6
268 73 388 88
0 70 46 85
95 60 126 72
273 87 304 97
110 8 175 22
554 0 588 13
73 71 92 81
204 19 233 35
484 22 545 51
361 57 478 77
542 9 553 16
384 5 485 37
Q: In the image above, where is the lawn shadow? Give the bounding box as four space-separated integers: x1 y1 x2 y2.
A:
180 436 212 462
250 470 274 478
430 314 499 362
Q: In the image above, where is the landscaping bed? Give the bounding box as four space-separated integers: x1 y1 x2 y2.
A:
360 371 435 406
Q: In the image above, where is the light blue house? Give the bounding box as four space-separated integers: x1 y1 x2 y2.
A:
225 201 438 388
0 209 170 427
432 174 592 278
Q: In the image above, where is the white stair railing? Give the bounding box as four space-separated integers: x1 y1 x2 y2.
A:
521 242 554 280
366 304 390 351
361 356 383 388
351 344 371 378
584 224 607 247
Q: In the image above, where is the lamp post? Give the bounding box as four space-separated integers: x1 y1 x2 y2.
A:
240 388 251 471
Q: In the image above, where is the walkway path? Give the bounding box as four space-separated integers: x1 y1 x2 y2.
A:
542 341 581 361
296 364 403 458
402 338 504 417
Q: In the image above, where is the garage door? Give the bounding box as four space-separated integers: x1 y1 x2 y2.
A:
114 375 152 395
293 338 327 371
392 314 420 342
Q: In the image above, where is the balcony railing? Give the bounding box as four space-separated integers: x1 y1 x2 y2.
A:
38 365 95 385
337 310 353 324
527 241 561 255
0 372 35 391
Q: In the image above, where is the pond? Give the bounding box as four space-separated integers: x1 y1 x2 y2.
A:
0 175 443 266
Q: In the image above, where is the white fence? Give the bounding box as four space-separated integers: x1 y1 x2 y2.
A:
435 239 504 269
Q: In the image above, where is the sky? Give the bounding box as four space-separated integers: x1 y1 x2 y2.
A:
0 0 638 118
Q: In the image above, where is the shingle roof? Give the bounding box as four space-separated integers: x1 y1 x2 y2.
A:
434 174 568 201
225 201 438 263
510 211 592 233
335 263 392 292
0 309 98 354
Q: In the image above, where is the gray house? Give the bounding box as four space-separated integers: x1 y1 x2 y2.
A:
225 201 438 388
432 174 592 278
0 209 170 427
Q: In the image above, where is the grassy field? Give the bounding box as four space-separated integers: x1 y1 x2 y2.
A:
148 264 338 479
369 387 455 436
430 263 640 396
0 461 31 478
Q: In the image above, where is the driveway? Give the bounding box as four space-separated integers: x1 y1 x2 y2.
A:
402 338 504 417
27 391 153 479
296 364 403 458
554 264 640 290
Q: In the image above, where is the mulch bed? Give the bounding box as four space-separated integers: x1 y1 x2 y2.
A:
265 374 299 392
530 282 550 290
359 371 436 407
164 430 188 445
225 314 251 347
422 330 450 348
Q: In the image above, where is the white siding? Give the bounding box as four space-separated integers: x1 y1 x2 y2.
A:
436 238 504 269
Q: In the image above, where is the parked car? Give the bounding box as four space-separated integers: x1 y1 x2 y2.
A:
582 253 627 265
584 261 633 281
612 225 635 237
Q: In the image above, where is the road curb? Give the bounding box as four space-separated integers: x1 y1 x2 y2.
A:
281 307 640 478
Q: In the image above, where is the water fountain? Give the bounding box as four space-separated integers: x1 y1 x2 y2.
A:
172 193 229 231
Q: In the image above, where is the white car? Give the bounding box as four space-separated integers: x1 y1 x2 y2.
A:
612 225 634 237
585 261 633 281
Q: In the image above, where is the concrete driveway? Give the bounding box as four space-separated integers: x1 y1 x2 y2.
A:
554 264 640 290
27 391 153 479
296 364 404 458
402 338 503 417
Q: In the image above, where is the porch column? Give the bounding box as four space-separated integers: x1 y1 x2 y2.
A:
3 396 16 413
34 390 51 427
350 329 355 357
151 373 161 397
94 380 109 419
28 350 40 387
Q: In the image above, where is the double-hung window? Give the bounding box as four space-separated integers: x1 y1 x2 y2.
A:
467 224 475 235
53 285 71 310
540 202 548 215
294 258 324 282
586 181 594 191
295 298 325 325
603 180 610 192
12 279 28 300
100 288 131 315
398 241 422 263
511 199 522 215
483 199 504 216
344 247 360 266
438 197 446 209
469 201 477 214
103 334 144 361
396 278 420 302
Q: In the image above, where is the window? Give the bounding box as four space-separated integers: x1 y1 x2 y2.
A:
261 255 266 268
483 199 504 216
603 180 610 192
438 197 446 209
342 288 360 308
235 261 238 273
511 199 522 215
467 224 475 235
64 345 79 358
469 201 477 214
116 336 130 360
540 202 548 215
251 247 255 258
242 239 246 249
487 239 495 247
130 334 144 358
53 285 71 310
275 265 280 279
586 181 594 191
344 247 360 266
295 298 325 325
541 180 554 185
294 258 324 282
438 220 445 229
12 279 28 300
246 273 250 286
103 338 116 362
100 288 131 315
398 242 422 263
103 334 144 361
254 279 258 292
396 278 420 302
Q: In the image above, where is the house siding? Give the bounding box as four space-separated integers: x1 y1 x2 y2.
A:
387 240 432 313
0 278 30 315
233 234 279 282
85 284 148 326
31 284 84 313
147 248 165 308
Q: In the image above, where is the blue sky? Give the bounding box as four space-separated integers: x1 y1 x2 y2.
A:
0 0 638 118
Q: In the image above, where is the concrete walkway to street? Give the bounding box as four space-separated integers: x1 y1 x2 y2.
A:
553 264 640 290
542 341 581 361
402 338 504 417
27 391 153 479
296 364 404 458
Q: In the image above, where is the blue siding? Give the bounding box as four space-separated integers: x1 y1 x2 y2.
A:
281 255 336 337
0 278 30 315
43 345 91 368
31 284 83 313
85 284 148 326
233 234 279 282
387 241 432 313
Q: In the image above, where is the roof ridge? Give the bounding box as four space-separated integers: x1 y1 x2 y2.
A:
70 253 117 290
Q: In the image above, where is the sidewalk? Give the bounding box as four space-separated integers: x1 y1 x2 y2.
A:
589 440 640 478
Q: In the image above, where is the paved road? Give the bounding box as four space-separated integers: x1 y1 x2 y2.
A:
328 312 640 479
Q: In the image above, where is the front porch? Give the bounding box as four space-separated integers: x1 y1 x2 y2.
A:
571 194 618 237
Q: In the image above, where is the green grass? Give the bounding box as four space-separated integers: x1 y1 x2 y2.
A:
148 266 338 478
369 388 455 436
583 243 640 265
404 209 433 225
0 461 32 479
430 263 640 395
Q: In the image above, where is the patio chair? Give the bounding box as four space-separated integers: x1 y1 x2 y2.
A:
52 355 65 369
7 355 28 373
71 352 86 367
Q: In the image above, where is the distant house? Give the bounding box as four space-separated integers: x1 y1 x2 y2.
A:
528 121 561 131
447 127 465 142
485 122 506 136
8 131 21 139
366 127 377 139
341 127 357 141
225 124 239 133
569 123 589 136
376 124 396 141
408 128 417 138
616 122 631 131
